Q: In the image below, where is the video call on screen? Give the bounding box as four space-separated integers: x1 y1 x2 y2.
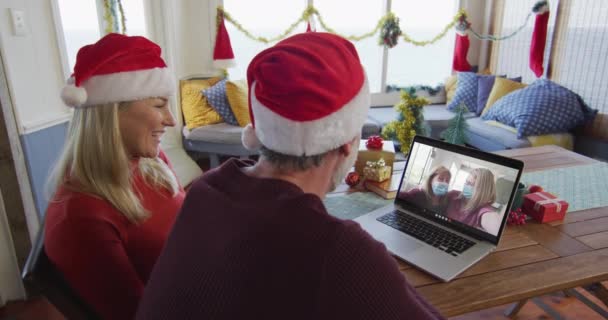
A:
398 142 519 236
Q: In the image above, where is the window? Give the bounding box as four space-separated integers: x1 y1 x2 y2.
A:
551 0 608 114
490 0 608 136
388 0 457 88
56 0 100 72
490 0 558 83
451 165 470 191
55 0 148 74
403 143 432 189
315 0 384 91
223 0 458 94
224 0 307 82
121 0 148 37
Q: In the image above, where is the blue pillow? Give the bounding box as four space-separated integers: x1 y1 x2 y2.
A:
201 79 239 126
447 72 478 112
482 79 597 138
476 75 499 116
476 75 519 116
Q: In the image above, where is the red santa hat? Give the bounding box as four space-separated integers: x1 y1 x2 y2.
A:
242 32 370 156
60 33 175 108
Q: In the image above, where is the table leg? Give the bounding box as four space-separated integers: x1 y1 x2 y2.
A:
504 299 528 318
585 282 608 308
565 288 608 319
531 297 565 320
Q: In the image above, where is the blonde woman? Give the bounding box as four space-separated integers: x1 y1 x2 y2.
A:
399 166 457 213
44 34 185 320
446 168 501 235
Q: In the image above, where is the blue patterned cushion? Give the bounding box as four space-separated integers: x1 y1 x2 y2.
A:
482 79 597 138
447 72 478 112
201 79 239 126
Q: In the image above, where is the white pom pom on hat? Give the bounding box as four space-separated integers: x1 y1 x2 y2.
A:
61 78 88 107
241 123 262 151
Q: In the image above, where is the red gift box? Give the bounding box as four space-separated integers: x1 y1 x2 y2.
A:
522 191 569 223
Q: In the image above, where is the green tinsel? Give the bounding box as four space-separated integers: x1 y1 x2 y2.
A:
382 90 428 153
441 102 469 145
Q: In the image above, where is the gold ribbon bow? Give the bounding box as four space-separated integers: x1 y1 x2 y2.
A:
366 158 386 169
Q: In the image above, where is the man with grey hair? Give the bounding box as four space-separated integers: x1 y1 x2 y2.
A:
137 32 444 320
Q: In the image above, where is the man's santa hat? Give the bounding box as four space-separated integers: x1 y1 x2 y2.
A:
60 33 175 107
242 32 370 156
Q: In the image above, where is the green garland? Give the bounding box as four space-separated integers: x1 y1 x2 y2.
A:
103 0 127 35
103 0 113 34
386 84 443 96
117 0 127 34
219 2 545 48
381 91 429 152
219 6 465 46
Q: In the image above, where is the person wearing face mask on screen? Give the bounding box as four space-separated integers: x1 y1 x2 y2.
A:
399 166 457 215
446 168 502 235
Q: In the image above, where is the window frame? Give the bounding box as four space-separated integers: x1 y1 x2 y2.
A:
50 0 151 80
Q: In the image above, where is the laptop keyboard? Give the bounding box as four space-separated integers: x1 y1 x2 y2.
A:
377 210 475 256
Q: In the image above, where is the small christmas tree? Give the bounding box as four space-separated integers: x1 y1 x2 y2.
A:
441 102 469 145
382 90 428 152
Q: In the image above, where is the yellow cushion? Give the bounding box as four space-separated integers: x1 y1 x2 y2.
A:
528 133 574 150
445 75 457 104
485 120 518 133
482 77 527 115
225 80 251 127
180 78 224 129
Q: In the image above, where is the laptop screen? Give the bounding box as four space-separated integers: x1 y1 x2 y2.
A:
396 138 522 243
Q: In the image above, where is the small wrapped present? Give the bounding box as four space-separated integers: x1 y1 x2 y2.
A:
355 139 395 175
522 191 569 223
362 158 392 182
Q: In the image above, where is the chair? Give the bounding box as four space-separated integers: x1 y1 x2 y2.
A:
21 228 100 320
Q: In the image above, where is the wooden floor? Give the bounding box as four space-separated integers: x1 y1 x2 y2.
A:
1 285 607 320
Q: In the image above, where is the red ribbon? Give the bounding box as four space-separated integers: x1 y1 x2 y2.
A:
366 136 384 150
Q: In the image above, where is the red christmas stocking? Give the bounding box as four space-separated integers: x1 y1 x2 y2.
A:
530 5 550 77
453 32 471 72
213 14 235 69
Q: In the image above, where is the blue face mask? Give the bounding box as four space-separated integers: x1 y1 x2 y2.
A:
432 182 449 196
462 184 474 199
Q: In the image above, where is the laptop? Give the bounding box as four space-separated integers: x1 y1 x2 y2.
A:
354 136 524 282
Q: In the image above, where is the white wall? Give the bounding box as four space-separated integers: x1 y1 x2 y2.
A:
0 0 71 134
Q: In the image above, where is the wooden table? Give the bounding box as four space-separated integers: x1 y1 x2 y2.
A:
340 145 608 317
